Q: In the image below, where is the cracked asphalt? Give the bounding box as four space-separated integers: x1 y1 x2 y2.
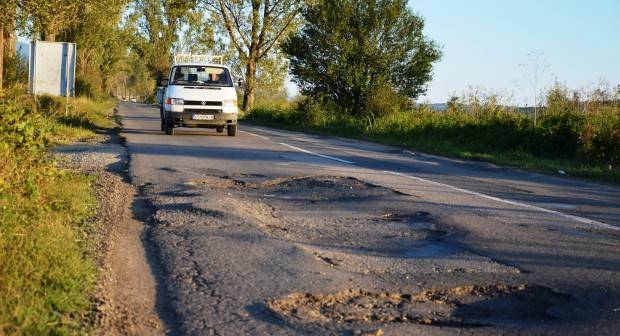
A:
119 102 620 335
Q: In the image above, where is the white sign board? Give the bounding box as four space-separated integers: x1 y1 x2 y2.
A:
29 41 76 97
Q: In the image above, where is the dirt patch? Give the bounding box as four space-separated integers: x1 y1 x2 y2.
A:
55 131 166 335
267 284 569 327
92 180 165 335
193 175 247 190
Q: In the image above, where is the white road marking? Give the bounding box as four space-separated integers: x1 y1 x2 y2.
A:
279 143 355 164
292 137 312 142
248 126 616 231
411 160 440 166
384 170 618 231
402 150 445 166
246 127 289 137
240 130 269 140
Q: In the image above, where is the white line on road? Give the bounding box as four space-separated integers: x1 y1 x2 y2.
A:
279 143 355 164
401 151 441 166
246 127 290 137
384 170 618 231
248 126 616 231
240 130 269 140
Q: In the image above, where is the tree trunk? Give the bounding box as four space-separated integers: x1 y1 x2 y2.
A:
0 25 4 92
5 25 16 55
43 31 56 42
242 58 257 113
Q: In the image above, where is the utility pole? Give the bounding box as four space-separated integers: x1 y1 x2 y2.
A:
520 51 548 126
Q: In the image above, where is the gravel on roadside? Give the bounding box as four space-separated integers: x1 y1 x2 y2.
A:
53 124 165 335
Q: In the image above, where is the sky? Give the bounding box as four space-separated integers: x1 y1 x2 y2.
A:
409 0 620 104
17 1 619 105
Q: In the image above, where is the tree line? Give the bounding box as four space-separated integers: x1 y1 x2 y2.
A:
1 0 441 115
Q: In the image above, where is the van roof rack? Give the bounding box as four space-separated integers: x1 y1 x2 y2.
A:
174 54 224 65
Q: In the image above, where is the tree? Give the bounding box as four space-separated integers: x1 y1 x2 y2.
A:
1 18 4 92
200 0 304 112
282 0 442 116
177 10 216 54
19 0 87 41
0 0 17 91
130 0 204 80
62 0 128 97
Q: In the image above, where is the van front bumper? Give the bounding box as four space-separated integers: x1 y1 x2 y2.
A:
166 109 237 128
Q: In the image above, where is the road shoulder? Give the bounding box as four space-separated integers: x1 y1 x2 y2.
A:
54 125 167 335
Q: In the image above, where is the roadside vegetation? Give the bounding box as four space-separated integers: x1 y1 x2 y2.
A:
243 0 620 184
247 83 620 183
0 86 115 334
2 1 121 334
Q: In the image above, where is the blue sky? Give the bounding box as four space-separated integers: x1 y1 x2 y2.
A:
410 0 620 104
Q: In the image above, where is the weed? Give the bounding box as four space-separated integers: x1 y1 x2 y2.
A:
0 91 115 334
245 85 620 183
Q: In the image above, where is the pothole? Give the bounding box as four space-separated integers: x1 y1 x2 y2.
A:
259 176 406 201
181 174 518 274
267 285 568 327
194 175 247 190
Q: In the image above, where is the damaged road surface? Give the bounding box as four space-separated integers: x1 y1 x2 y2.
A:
119 102 620 335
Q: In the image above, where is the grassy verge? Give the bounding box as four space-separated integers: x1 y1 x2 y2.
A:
244 103 620 184
0 90 116 334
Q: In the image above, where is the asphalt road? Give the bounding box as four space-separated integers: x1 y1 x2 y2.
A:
120 102 620 336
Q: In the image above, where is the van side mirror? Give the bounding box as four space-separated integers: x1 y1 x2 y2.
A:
160 80 168 87
237 79 245 88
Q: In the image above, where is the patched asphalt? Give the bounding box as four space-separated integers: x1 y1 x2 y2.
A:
119 102 620 336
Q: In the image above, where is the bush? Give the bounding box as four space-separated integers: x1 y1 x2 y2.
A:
362 80 408 121
36 94 64 116
76 72 104 98
0 92 115 334
2 54 29 87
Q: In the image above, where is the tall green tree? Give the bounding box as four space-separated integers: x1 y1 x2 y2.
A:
131 0 201 79
19 0 88 41
282 0 442 116
200 0 303 112
177 10 216 54
62 0 128 96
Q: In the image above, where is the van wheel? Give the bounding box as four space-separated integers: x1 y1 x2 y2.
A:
227 125 237 137
165 123 175 135
216 126 224 133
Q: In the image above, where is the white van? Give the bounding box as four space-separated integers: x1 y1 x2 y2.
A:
160 55 238 136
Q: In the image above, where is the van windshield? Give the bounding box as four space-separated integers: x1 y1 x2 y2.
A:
170 66 233 87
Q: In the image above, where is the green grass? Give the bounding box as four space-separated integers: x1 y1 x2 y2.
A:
0 92 116 335
244 101 620 184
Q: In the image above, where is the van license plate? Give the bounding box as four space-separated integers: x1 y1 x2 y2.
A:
192 114 214 120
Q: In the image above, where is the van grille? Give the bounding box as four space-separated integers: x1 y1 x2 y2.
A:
184 109 222 114
185 100 222 106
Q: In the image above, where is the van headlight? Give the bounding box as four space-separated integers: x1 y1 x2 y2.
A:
166 98 184 105
223 99 237 107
